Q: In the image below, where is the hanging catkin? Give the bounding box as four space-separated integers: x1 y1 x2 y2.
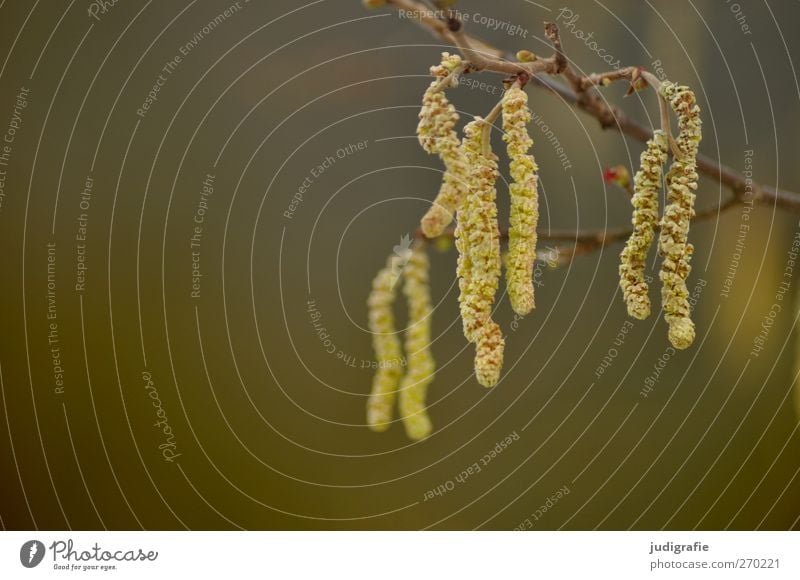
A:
418 53 469 238
502 84 539 316
456 118 505 387
659 82 702 349
398 245 435 440
366 257 403 431
619 129 668 320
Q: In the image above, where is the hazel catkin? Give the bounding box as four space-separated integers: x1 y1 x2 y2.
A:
418 53 469 238
398 245 435 440
619 129 668 320
456 118 505 387
658 82 702 349
366 257 404 431
502 84 539 316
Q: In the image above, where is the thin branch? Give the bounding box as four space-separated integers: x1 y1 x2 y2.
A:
448 20 564 76
580 67 638 90
479 83 514 154
415 192 741 256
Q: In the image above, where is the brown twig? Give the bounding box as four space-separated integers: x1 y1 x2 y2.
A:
415 193 739 252
580 67 638 91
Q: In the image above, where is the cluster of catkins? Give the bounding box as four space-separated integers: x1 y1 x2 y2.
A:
367 244 435 440
619 81 701 349
421 53 539 389
365 54 541 438
365 55 703 438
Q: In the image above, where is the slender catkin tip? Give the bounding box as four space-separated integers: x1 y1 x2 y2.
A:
402 408 432 440
399 246 435 440
421 172 464 238
420 207 448 239
417 54 468 237
658 82 701 348
502 84 539 316
366 258 404 431
619 130 668 320
474 321 505 388
367 400 392 432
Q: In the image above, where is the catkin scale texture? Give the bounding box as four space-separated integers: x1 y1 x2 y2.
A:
502 85 539 316
659 82 702 349
619 130 668 320
398 247 435 440
417 53 468 237
456 118 505 387
457 119 501 342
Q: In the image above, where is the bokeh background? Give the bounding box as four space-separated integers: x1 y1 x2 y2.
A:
0 0 799 530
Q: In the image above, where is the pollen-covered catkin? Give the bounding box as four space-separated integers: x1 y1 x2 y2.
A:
366 257 404 431
456 118 505 387
502 85 539 316
619 130 668 320
418 53 468 237
398 245 435 440
659 82 702 349
475 320 504 388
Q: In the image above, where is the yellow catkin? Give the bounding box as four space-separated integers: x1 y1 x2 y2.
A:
659 82 702 349
398 246 435 440
619 130 669 320
475 320 504 388
417 53 469 237
366 257 404 431
456 118 505 387
502 85 539 316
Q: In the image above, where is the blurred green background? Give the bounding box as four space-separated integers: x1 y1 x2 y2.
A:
0 0 798 530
